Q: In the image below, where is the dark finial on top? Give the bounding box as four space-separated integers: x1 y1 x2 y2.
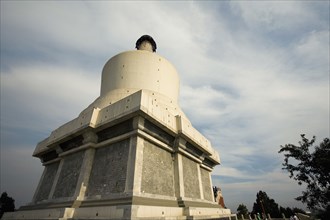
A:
136 35 157 52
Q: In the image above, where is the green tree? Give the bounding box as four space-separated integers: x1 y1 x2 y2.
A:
279 206 306 218
0 192 15 218
279 206 293 218
252 191 281 218
237 203 249 219
278 135 330 219
292 207 306 215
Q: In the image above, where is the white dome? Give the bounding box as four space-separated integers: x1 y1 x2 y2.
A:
100 50 180 103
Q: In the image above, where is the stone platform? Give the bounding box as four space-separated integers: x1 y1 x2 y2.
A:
3 91 233 220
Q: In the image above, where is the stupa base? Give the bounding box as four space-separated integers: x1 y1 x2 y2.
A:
2 204 236 220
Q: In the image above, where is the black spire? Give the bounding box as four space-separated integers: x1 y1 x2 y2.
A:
135 35 157 52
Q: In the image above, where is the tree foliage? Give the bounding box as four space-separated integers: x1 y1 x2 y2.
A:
279 206 306 218
0 192 15 218
279 206 293 218
252 191 281 218
236 203 249 219
278 135 330 218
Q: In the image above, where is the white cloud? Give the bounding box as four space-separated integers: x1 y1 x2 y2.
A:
231 1 322 33
1 64 99 131
213 168 308 211
293 30 329 78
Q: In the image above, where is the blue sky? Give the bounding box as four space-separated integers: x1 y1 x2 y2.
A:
1 1 329 213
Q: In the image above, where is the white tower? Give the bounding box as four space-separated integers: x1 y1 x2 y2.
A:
3 35 234 220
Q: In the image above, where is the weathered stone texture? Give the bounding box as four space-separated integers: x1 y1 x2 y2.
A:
143 120 175 145
34 162 59 202
53 151 84 198
59 135 83 152
97 120 133 142
201 168 213 201
87 139 129 197
141 140 175 196
182 156 200 199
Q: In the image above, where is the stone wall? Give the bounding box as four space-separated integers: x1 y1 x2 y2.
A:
201 168 213 201
34 162 59 202
182 156 200 199
141 140 175 196
29 117 219 211
53 151 84 198
87 139 130 197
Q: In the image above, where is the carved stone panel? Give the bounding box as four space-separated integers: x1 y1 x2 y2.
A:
141 140 175 196
200 168 213 201
87 139 129 197
182 156 200 199
34 162 59 202
53 151 84 199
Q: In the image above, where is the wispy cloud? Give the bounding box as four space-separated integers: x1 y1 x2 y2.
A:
1 65 99 132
